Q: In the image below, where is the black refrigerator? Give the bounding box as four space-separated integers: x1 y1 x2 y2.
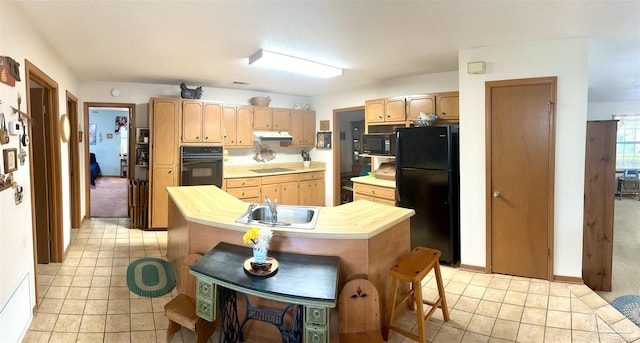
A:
395 125 460 264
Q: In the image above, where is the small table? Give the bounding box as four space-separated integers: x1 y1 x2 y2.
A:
190 242 339 343
616 177 640 200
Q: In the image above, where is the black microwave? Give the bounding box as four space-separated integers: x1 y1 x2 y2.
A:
362 133 396 156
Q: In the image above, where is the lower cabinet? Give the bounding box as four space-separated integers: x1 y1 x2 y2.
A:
225 177 262 203
353 182 396 206
299 172 325 206
224 170 325 206
261 174 299 205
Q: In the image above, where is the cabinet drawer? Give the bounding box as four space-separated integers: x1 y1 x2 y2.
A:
353 183 395 200
305 306 328 326
298 171 324 181
196 278 215 300
226 178 261 188
262 174 298 185
196 297 216 322
227 187 261 199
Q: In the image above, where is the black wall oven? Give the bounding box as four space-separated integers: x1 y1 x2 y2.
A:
180 146 223 187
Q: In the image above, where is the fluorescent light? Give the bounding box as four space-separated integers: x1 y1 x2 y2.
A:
249 49 342 78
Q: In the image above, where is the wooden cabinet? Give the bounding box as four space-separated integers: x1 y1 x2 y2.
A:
253 107 290 131
406 95 436 123
261 174 299 205
225 177 261 203
149 98 180 229
181 101 223 143
223 106 254 148
435 92 459 121
353 182 396 206
272 108 290 131
290 110 316 147
365 97 405 124
583 120 617 291
299 171 325 206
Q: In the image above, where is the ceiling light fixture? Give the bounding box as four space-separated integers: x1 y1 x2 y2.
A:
249 49 342 79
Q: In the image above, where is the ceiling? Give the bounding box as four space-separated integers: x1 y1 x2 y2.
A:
13 1 640 102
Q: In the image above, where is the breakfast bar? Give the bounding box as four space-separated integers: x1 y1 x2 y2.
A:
166 185 414 342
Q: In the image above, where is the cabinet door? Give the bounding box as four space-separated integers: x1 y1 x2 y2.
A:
365 99 385 123
385 98 406 121
202 103 223 142
182 101 203 142
302 111 316 146
436 92 459 121
280 181 299 205
152 99 179 167
236 107 254 147
272 108 290 131
261 184 279 203
223 106 238 146
406 95 436 122
300 179 324 206
253 107 272 130
290 112 304 146
151 166 177 228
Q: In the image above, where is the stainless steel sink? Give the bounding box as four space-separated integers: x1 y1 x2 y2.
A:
249 167 295 174
235 204 320 230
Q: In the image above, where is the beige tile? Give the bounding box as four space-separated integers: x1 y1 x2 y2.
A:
442 309 473 330
153 312 169 330
130 298 153 313
521 307 547 326
131 313 156 331
60 299 86 314
517 323 545 343
594 305 626 325
451 271 474 284
548 283 570 297
87 287 110 299
111 276 129 287
580 292 609 310
109 286 131 299
45 286 69 299
82 250 99 258
467 314 495 336
38 298 64 313
572 312 598 331
445 280 468 295
53 314 82 332
429 323 462 342
525 293 548 309
131 330 158 343
99 250 115 258
610 318 640 341
91 276 111 287
106 313 131 332
51 275 74 287
482 288 506 303
48 332 78 343
76 332 104 343
84 299 108 314
105 332 131 343
463 284 487 299
598 332 627 342
572 329 600 342
461 331 489 343
546 309 571 329
488 277 510 290
29 313 59 331
567 284 594 297
503 290 527 306
108 299 130 314
37 274 55 286
490 319 519 341
93 266 112 276
151 296 172 313
596 316 616 334
469 274 492 287
57 266 77 276
497 303 523 321
70 276 92 287
528 280 550 295
544 327 572 343
454 296 480 313
66 287 89 300
508 279 530 292
547 295 570 311
571 295 593 313
78 259 97 268
113 257 130 266
79 314 106 332
96 258 114 267
475 300 501 318
39 264 61 275
112 266 128 276
21 330 51 343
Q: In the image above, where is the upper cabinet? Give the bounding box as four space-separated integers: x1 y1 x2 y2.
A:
365 97 406 124
181 100 223 143
254 107 291 131
289 110 316 147
272 108 291 131
223 106 254 148
435 92 459 121
406 95 436 123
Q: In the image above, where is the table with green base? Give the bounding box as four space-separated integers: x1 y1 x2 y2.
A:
190 242 339 343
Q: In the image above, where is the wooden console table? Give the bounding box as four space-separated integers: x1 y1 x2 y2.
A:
190 242 339 343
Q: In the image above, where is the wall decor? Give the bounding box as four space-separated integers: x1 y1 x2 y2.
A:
319 120 330 131
316 132 332 149
89 124 97 145
60 114 71 142
3 148 18 173
0 56 21 87
107 133 113 139
115 116 128 133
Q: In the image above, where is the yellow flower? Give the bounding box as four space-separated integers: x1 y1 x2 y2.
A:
242 227 260 245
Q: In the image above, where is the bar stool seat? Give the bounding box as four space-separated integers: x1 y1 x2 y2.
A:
383 246 449 342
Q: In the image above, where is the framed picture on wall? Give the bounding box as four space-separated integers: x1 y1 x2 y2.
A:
316 132 332 149
3 148 18 173
89 124 97 145
115 116 128 133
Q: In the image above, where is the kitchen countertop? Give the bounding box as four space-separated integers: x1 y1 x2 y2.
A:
224 161 325 178
351 175 396 188
166 185 413 239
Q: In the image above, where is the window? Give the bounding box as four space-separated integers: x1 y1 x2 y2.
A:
614 114 640 170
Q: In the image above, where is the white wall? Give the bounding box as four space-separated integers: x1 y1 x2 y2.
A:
587 100 640 120
0 1 81 340
458 38 590 277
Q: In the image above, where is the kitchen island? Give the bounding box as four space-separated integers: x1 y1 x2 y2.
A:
166 185 414 342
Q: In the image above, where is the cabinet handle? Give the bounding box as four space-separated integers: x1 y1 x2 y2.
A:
378 115 383 119
204 136 208 140
168 170 173 174
441 112 446 115
196 136 200 140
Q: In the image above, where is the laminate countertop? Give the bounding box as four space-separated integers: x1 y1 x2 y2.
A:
223 162 326 178
350 175 396 188
166 185 414 240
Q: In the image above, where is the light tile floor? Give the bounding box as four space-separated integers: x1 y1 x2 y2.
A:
23 218 640 343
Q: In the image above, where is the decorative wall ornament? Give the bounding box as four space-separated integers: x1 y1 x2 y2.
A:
180 82 203 99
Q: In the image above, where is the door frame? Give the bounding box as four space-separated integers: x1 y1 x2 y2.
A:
66 91 81 228
484 76 557 281
332 106 365 206
83 102 136 218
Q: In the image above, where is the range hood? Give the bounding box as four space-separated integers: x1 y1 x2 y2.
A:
253 131 294 142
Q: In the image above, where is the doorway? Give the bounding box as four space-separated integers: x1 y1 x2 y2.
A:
66 92 81 228
332 106 365 206
485 77 557 280
84 103 136 218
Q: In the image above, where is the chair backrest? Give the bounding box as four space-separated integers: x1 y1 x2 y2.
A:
180 253 203 299
339 278 381 335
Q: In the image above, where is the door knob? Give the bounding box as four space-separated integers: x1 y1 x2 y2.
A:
493 191 501 198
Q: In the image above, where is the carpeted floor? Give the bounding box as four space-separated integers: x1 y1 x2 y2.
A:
90 176 128 218
596 198 640 304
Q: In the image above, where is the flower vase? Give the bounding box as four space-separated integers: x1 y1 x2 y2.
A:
253 247 267 264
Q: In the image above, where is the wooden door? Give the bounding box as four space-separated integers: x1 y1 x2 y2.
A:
236 107 254 147
202 103 222 142
436 92 459 121
365 99 385 123
150 98 178 228
302 111 316 146
272 109 290 131
583 120 617 291
253 107 272 130
223 106 238 146
182 100 203 142
487 77 556 280
406 95 435 122
385 98 406 121
31 88 51 263
280 181 299 205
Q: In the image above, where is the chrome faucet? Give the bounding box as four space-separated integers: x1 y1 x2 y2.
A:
264 196 278 223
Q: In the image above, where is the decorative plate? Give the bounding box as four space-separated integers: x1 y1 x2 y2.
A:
243 256 279 277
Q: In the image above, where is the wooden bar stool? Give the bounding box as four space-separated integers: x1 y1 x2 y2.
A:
383 246 449 342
